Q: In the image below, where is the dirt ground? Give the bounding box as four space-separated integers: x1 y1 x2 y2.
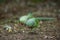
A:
0 2 60 40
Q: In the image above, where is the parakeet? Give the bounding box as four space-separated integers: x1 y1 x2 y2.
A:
19 11 56 29
19 12 33 24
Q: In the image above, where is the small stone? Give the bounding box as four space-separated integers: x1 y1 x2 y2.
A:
22 31 25 33
40 21 43 24
44 35 48 39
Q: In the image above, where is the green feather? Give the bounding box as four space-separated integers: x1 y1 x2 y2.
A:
27 11 33 18
36 17 56 21
19 12 33 24
26 18 39 28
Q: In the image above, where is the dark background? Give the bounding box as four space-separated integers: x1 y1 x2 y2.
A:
0 0 60 40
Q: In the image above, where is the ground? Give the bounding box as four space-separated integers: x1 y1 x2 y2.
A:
0 2 60 40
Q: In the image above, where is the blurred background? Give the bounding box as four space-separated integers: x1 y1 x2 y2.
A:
0 0 60 40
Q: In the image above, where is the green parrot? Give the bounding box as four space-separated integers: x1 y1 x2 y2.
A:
19 12 33 24
19 11 56 29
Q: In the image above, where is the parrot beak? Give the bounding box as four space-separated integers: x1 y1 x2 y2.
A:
20 23 24 25
19 22 24 26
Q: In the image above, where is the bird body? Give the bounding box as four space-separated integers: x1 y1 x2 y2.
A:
26 18 39 28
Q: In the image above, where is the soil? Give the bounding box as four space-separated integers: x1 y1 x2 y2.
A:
0 2 60 40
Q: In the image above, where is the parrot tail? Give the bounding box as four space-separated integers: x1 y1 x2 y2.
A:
36 17 56 21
